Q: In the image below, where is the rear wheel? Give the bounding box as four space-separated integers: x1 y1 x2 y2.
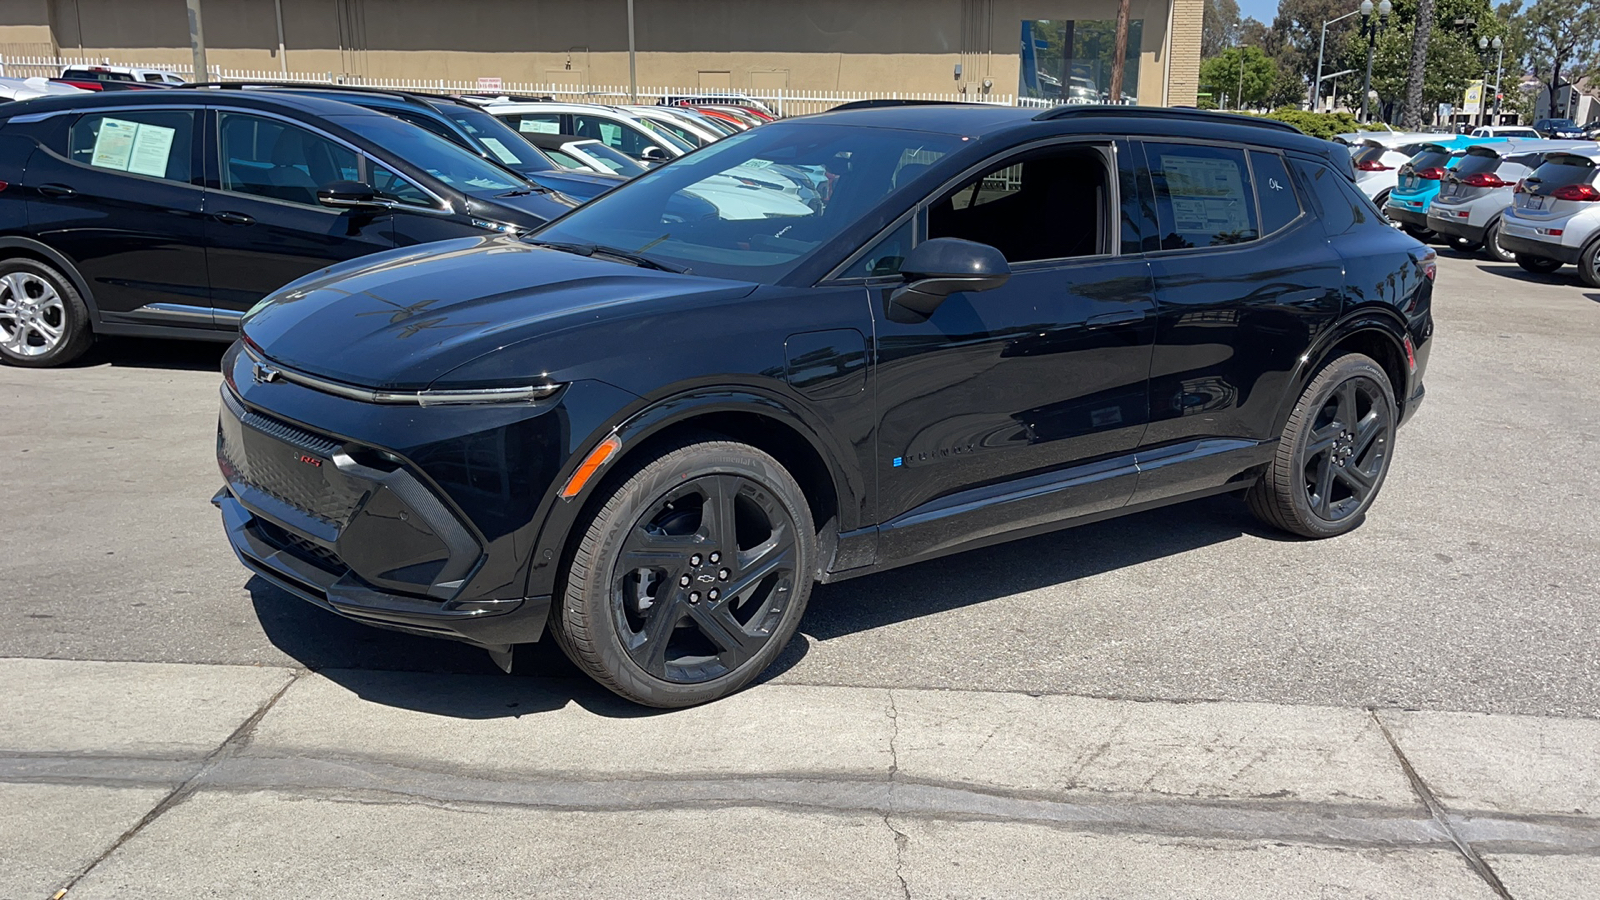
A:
1483 219 1517 263
1375 191 1400 228
1247 354 1397 539
552 439 815 708
0 258 93 368
1579 240 1600 289
1515 253 1564 275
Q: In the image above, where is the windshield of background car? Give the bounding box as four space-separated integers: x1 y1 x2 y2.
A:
1527 154 1598 191
329 115 528 194
441 105 556 172
1543 120 1578 130
1453 150 1503 177
1352 145 1388 166
1408 148 1454 171
636 118 696 152
576 141 649 176
532 123 964 283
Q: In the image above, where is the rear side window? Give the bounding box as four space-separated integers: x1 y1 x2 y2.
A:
68 110 194 184
505 113 563 135
1291 158 1378 235
1250 151 1300 236
1146 144 1258 249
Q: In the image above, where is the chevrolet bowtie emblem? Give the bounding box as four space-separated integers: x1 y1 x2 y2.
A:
252 362 282 384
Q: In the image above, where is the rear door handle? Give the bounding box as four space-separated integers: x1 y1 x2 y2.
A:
1085 309 1147 329
37 183 76 198
214 211 255 226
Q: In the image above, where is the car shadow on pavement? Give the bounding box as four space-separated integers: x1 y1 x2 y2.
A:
1475 263 1570 286
248 575 809 719
96 337 229 372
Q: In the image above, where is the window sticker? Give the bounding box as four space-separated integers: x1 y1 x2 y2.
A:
1164 156 1249 235
478 137 522 164
518 119 560 134
90 117 177 178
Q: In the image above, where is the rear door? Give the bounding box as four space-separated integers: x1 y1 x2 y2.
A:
202 108 396 324
23 105 211 329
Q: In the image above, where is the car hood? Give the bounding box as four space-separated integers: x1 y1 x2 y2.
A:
241 236 758 390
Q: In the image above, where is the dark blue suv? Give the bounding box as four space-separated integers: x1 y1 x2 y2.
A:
0 89 576 366
215 104 1436 707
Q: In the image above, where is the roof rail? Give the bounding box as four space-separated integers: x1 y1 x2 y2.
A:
458 92 555 104
1031 105 1304 135
186 81 478 108
828 98 982 112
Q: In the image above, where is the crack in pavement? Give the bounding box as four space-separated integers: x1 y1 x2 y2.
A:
884 689 912 900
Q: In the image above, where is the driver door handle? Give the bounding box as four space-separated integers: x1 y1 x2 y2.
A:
37 183 76 198
214 211 255 226
1085 309 1147 329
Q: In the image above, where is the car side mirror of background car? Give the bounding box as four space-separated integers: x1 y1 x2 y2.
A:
317 181 387 210
889 238 1011 320
639 146 669 162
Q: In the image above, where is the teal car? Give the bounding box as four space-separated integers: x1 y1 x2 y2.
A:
1386 136 1508 236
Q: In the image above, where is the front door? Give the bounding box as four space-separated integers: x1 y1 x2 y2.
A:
24 106 211 329
202 109 395 325
868 141 1157 564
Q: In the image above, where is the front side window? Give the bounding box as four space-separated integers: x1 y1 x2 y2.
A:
929 144 1111 262
368 161 434 207
68 109 194 184
218 112 359 206
534 123 962 283
1147 144 1258 249
843 218 915 279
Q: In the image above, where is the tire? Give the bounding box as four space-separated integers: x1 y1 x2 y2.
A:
1449 235 1483 253
1247 353 1397 539
551 438 816 708
1579 240 1600 289
1402 223 1435 241
1483 218 1516 263
1375 191 1399 227
0 258 93 367
1515 253 1563 275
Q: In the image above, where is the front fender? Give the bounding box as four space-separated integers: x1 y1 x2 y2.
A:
520 383 868 600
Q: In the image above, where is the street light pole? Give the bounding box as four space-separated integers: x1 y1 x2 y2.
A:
627 0 637 104
1478 36 1492 128
1490 36 1504 124
1358 0 1393 124
1312 8 1361 110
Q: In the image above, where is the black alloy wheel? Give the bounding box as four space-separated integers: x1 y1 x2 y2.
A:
1515 253 1564 275
1483 219 1517 263
1248 353 1397 538
553 439 815 707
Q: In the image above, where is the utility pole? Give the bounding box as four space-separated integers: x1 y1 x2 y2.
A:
627 0 638 104
185 0 208 82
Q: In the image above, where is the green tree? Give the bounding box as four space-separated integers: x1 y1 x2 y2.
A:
1399 0 1437 127
1341 0 1509 122
1204 0 1243 56
1516 0 1600 118
1199 46 1282 109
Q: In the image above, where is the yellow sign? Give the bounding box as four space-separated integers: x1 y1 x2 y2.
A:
1463 80 1485 113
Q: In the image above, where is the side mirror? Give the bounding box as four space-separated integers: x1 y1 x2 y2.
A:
639 146 669 162
890 238 1011 319
317 181 387 209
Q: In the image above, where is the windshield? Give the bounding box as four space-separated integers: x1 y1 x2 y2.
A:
576 141 649 176
532 122 964 283
1526 154 1598 193
440 105 556 172
637 118 696 153
331 114 528 194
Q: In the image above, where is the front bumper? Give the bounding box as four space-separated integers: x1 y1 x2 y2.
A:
1497 231 1582 264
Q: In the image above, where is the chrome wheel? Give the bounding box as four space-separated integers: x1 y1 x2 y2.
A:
0 271 67 357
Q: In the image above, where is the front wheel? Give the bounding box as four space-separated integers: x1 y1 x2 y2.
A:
1515 253 1564 275
1578 241 1600 289
552 439 815 708
1247 354 1397 539
1483 219 1516 263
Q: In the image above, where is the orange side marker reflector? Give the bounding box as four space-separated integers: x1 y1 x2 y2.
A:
560 435 621 499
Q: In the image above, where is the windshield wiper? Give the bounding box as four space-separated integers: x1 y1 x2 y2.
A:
496 186 551 197
524 240 688 274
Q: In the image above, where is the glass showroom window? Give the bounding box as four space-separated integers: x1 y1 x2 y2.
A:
1019 19 1144 105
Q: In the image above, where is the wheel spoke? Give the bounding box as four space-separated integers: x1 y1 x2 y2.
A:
1334 382 1359 430
1334 460 1376 499
685 600 762 668
1350 410 1386 460
0 272 28 303
726 528 796 605
632 596 684 678
1311 456 1335 516
698 474 741 546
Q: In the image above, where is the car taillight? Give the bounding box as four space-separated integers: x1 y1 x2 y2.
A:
1551 183 1600 202
1513 180 1526 194
1460 173 1510 188
1416 167 1447 181
1420 250 1437 282
1357 159 1394 172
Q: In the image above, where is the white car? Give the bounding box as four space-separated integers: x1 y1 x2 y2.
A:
59 65 186 86
482 102 692 163
0 76 88 103
1427 139 1598 261
1468 125 1542 138
1347 132 1457 212
619 106 725 147
514 132 650 177
1495 145 1600 286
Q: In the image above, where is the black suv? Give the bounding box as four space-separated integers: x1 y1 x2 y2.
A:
215 105 1435 707
0 89 575 366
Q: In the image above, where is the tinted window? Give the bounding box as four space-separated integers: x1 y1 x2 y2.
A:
1351 146 1388 166
1147 144 1258 249
1291 158 1371 235
930 145 1110 262
1250 151 1300 235
219 112 358 206
844 218 914 278
368 160 434 207
1408 148 1454 171
1526 154 1598 193
439 106 554 172
535 124 962 282
1453 151 1504 178
573 115 657 158
68 109 193 184
387 109 460 143
504 113 564 135
330 114 525 194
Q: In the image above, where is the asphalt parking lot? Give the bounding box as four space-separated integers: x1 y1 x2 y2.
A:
4 249 1600 897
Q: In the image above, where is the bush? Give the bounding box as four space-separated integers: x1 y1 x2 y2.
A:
1258 108 1364 140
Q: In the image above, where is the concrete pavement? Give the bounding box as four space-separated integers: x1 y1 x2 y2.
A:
3 658 1597 898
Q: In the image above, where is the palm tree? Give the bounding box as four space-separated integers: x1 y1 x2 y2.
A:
1110 0 1132 103
1399 0 1436 128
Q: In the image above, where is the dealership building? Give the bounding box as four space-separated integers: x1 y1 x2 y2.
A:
2 0 1200 106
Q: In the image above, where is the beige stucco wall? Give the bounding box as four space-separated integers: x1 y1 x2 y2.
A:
2 0 1197 103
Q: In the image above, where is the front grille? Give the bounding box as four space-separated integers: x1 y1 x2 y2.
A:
219 392 369 526
256 519 350 576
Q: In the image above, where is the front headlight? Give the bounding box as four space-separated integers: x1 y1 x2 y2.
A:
382 385 563 406
471 218 524 235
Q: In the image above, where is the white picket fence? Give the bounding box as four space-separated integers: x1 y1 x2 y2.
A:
0 54 1024 117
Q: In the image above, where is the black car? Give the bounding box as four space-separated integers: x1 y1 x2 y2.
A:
205 83 627 203
1532 118 1585 139
0 89 575 366
215 104 1435 707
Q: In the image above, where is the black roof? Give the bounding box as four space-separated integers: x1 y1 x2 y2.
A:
0 87 397 121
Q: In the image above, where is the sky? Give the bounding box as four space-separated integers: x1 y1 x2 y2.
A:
1238 0 1279 25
